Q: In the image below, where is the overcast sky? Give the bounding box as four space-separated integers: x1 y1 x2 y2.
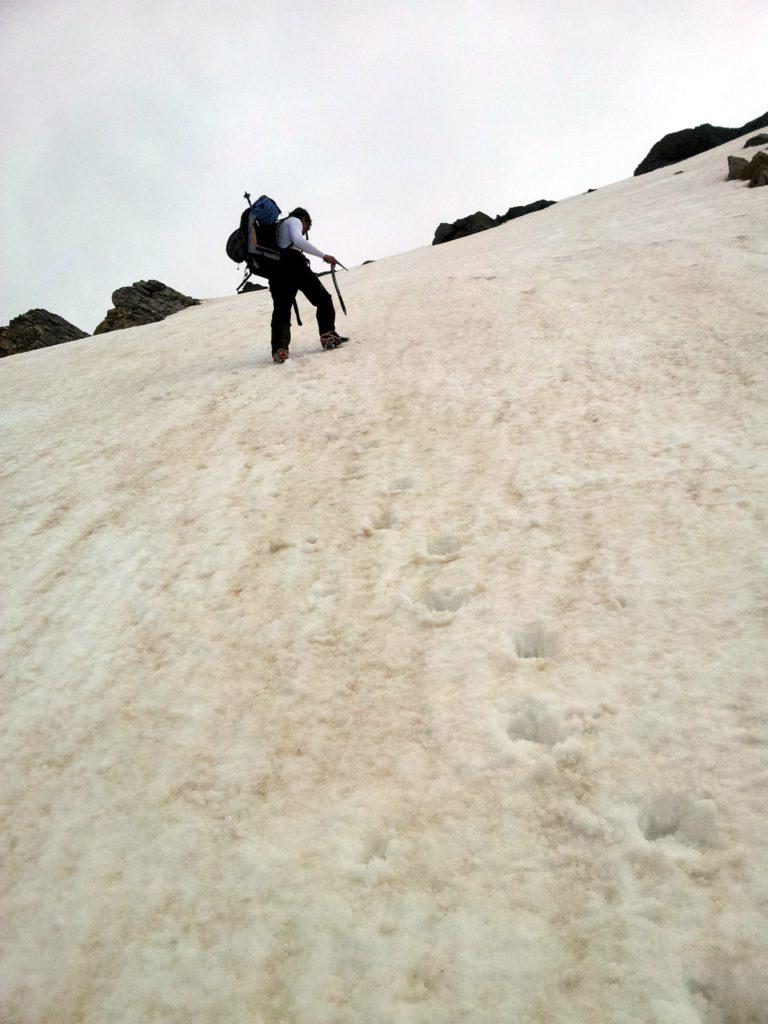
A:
0 0 765 332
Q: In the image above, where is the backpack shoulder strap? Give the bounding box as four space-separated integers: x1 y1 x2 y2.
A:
274 217 289 250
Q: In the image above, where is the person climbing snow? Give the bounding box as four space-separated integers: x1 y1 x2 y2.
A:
269 207 348 363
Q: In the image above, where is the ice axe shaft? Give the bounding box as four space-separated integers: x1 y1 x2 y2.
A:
330 265 347 315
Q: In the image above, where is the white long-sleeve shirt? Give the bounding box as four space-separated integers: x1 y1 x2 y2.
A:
276 217 325 259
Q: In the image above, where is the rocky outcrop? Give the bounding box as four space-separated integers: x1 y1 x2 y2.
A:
727 151 768 187
744 134 768 149
432 200 556 246
433 211 496 246
0 309 89 358
727 156 750 180
634 111 768 175
496 199 556 225
93 280 200 335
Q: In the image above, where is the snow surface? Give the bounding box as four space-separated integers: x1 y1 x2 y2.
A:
2 136 767 1023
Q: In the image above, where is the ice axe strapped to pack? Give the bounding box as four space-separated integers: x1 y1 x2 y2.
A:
227 191 302 324
245 193 282 262
231 191 282 276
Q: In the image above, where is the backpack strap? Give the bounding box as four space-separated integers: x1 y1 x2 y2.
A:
274 217 288 251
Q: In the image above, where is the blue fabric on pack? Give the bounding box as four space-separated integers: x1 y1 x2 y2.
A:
250 195 281 225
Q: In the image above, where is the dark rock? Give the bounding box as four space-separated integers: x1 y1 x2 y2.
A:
634 111 768 175
744 134 768 148
93 279 200 335
240 281 266 292
362 260 376 265
747 151 768 187
432 200 555 246
728 156 751 181
728 151 768 186
0 309 89 358
433 211 496 245
494 199 556 225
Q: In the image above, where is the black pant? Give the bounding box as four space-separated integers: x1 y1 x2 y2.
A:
269 251 335 353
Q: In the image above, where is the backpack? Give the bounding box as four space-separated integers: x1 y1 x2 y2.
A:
225 194 284 278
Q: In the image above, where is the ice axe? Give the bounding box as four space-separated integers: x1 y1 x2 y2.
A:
242 189 303 324
330 262 348 315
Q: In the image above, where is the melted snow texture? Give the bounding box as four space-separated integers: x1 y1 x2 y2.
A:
2 135 767 1023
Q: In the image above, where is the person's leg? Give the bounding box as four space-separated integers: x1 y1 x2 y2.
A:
268 271 296 355
295 261 336 336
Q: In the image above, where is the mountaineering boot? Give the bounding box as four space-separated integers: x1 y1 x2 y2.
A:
273 348 289 364
320 331 350 349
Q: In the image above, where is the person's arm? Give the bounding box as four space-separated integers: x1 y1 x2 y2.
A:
284 217 327 259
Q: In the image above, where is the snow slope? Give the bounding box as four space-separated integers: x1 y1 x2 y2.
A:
2 136 767 1024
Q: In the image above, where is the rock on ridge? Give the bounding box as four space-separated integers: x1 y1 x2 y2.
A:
433 211 496 246
432 200 556 246
93 280 200 335
634 111 768 176
496 199 557 226
0 309 89 358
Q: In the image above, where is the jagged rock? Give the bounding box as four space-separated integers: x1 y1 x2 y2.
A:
495 199 556 225
748 152 768 187
744 134 768 148
93 280 200 335
727 151 768 186
728 156 751 180
432 200 556 246
0 309 89 358
433 212 496 245
240 281 266 292
634 111 768 175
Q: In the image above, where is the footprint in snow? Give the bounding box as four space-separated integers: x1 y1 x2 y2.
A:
513 621 561 660
639 791 721 849
504 695 610 779
343 461 365 480
360 509 397 535
388 477 416 493
401 585 478 626
359 833 392 865
507 695 564 747
372 509 396 530
349 836 395 883
305 579 335 611
421 534 463 563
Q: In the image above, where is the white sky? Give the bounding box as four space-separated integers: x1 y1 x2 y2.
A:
0 0 765 332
